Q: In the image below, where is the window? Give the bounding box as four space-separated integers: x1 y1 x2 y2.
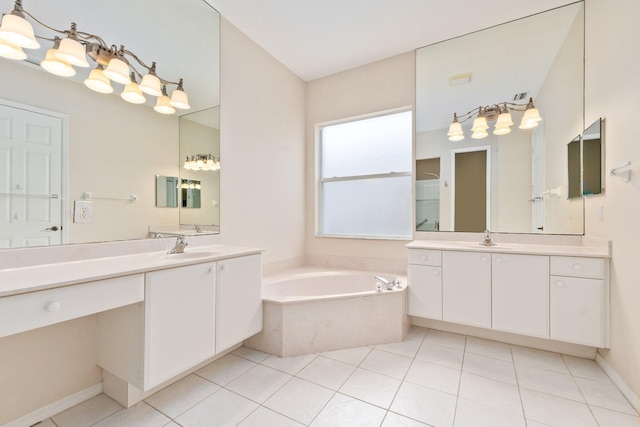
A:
317 109 413 239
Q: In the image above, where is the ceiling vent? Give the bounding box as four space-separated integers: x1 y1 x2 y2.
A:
512 91 529 101
448 72 472 86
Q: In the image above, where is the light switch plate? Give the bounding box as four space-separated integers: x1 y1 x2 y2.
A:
73 200 94 223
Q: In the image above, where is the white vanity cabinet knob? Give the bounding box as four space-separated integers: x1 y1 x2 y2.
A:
45 302 61 312
573 263 583 271
480 256 488 262
495 257 503 264
209 267 216 274
220 264 227 271
555 280 564 288
432 269 440 276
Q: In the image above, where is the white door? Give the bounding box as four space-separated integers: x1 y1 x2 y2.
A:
0 102 63 248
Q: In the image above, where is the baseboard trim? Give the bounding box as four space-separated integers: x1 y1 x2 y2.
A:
3 383 102 427
596 353 640 413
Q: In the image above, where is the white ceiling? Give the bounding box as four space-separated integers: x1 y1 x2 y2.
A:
205 0 577 81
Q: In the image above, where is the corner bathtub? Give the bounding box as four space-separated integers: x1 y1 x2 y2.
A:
244 268 409 357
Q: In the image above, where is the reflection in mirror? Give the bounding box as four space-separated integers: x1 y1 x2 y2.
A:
0 0 220 248
179 107 220 226
567 135 582 199
181 179 202 209
155 176 179 208
415 2 584 234
583 118 603 196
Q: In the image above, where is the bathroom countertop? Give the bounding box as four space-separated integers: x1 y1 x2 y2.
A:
0 245 262 298
406 240 611 258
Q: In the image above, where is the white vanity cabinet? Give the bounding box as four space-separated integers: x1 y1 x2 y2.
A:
407 241 610 348
442 251 491 328
550 256 607 347
144 262 217 388
407 250 442 319
492 254 549 338
216 254 262 353
97 252 263 394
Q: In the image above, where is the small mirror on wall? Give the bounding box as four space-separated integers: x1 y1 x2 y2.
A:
155 175 179 208
582 118 603 196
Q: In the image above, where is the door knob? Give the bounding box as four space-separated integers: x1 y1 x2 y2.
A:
45 226 60 232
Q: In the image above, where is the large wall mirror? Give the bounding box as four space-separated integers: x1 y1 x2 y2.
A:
416 2 584 235
0 0 220 248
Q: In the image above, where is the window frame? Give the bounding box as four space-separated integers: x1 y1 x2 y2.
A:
315 107 414 240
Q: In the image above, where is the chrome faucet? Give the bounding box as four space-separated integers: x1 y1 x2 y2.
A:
193 224 202 233
480 229 496 246
167 235 188 254
375 275 395 290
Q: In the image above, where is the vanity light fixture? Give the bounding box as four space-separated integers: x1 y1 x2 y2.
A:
447 98 542 141
183 154 221 171
0 0 190 115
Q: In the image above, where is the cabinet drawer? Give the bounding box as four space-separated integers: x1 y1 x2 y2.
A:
0 274 144 338
550 256 605 279
408 249 442 266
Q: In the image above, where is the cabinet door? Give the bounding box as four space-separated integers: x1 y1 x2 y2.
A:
442 251 491 328
492 254 549 338
216 254 262 353
550 275 605 347
145 262 216 389
408 265 442 319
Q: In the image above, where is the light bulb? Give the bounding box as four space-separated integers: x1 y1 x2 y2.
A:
104 57 131 84
41 44 76 77
0 37 26 60
84 66 113 94
0 12 39 49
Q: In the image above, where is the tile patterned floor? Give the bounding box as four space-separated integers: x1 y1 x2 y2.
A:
40 327 638 427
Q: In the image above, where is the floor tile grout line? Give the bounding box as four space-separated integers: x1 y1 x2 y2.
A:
450 335 468 427
509 342 531 425
563 354 605 427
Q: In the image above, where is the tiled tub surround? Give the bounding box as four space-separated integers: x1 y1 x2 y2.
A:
245 268 409 357
0 238 263 426
41 327 639 427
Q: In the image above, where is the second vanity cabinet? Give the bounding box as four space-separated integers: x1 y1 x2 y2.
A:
407 242 610 348
98 253 262 392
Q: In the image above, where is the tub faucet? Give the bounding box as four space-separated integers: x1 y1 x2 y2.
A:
480 229 496 246
167 235 188 254
375 275 395 290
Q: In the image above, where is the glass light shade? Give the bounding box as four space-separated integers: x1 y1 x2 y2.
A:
121 82 145 104
447 121 464 142
206 158 214 168
196 158 204 168
0 13 40 49
170 89 190 109
493 112 513 135
139 73 162 96
84 68 113 94
55 37 89 67
183 157 191 169
519 108 542 129
0 38 26 60
471 116 489 133
40 48 76 77
104 58 131 84
471 128 489 139
154 95 175 114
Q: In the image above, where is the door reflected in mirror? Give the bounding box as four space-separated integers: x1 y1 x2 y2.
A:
181 179 202 209
155 176 179 208
582 118 603 196
415 2 585 235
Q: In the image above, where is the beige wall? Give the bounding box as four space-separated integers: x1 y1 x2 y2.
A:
305 52 416 263
219 19 307 271
0 316 101 425
584 0 640 402
0 60 180 244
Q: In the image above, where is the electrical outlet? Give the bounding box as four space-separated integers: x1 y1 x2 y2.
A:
73 200 94 223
